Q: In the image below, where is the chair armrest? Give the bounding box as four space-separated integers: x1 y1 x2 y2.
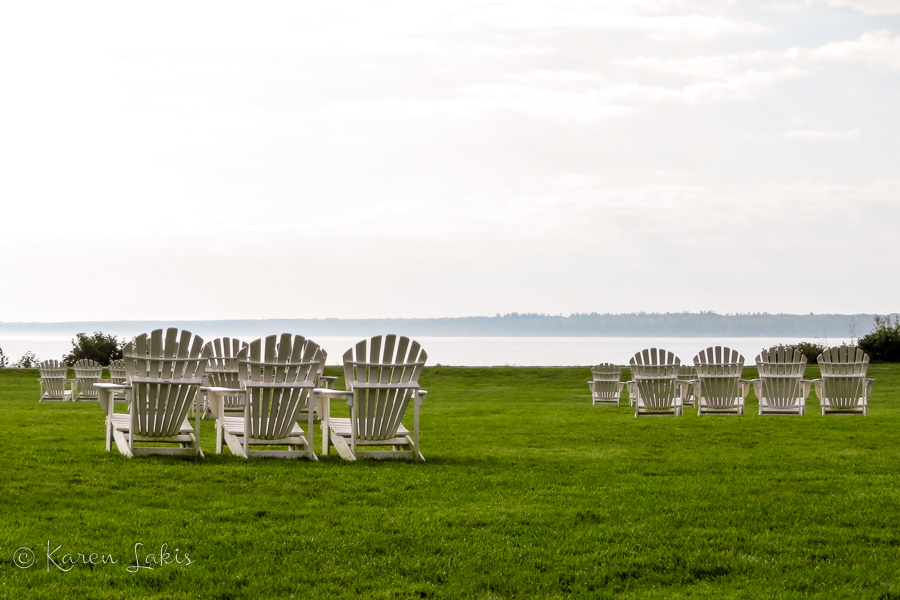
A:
313 388 354 409
864 378 875 399
95 382 129 390
312 388 352 397
244 381 316 389
810 378 824 398
317 375 338 389
351 382 421 390
95 382 129 415
201 387 246 419
800 379 812 401
676 381 690 404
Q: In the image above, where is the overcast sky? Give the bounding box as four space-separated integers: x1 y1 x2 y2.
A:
1 0 898 322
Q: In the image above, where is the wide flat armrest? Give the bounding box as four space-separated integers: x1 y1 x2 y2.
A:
800 379 812 400
200 386 243 393
313 388 352 395
95 382 128 390
244 381 316 389
351 382 421 390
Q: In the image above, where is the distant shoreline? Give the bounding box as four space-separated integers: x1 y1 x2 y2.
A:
0 312 892 338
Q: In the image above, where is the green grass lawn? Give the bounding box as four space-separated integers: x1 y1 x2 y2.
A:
1 364 899 599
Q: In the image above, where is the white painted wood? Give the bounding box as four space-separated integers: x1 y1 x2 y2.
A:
105 358 128 404
322 334 427 461
218 334 324 459
111 328 209 457
625 380 639 408
693 346 748 415
628 348 684 417
201 337 248 418
814 345 872 416
95 382 128 450
753 345 810 416
38 360 72 402
676 365 697 408
588 363 624 406
201 386 247 454
73 358 103 402
108 359 127 384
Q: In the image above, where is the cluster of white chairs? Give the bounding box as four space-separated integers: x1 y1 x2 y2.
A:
37 358 105 403
589 345 873 417
39 329 428 461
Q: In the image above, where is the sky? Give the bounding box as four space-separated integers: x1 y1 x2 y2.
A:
1 0 898 322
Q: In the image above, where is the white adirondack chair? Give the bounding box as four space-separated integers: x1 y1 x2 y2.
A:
628 348 685 417
111 329 210 457
814 345 873 416
319 335 427 461
38 360 72 402
753 346 811 416
625 379 639 407
201 337 249 419
588 363 624 406
676 365 697 408
107 359 127 384
693 347 750 415
106 358 129 404
72 358 103 402
217 334 324 459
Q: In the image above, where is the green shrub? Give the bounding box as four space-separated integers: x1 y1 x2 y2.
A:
12 351 40 368
858 315 900 363
63 331 125 367
787 341 826 363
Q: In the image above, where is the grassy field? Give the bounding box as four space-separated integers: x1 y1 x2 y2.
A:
1 364 898 599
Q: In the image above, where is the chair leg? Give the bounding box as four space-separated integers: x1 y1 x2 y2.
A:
329 433 357 461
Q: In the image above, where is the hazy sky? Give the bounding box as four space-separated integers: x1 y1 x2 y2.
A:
1 0 898 322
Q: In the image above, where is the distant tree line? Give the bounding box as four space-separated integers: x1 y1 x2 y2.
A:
0 332 126 369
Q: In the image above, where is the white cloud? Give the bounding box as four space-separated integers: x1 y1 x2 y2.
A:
750 128 861 140
618 51 776 79
806 30 900 69
507 71 608 85
438 2 768 41
764 2 808 10
553 173 611 188
322 85 637 121
322 62 806 122
679 67 807 103
815 0 900 15
783 128 861 139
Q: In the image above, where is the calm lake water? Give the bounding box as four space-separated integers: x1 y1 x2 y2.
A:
0 334 849 367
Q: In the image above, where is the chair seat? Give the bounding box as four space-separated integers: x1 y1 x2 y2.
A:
328 417 410 439
821 398 867 413
111 413 194 434
758 398 804 415
221 415 304 437
697 399 744 415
